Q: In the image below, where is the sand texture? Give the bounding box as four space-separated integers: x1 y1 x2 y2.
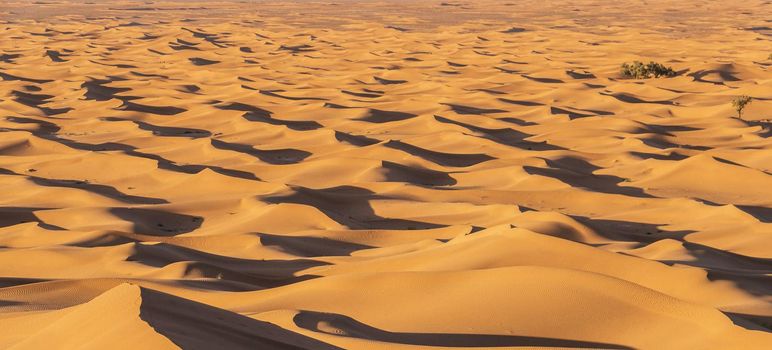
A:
0 0 771 348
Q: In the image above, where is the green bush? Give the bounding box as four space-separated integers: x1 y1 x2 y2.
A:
621 61 677 79
731 96 752 119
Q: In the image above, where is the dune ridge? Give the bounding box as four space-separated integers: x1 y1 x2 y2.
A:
0 0 771 348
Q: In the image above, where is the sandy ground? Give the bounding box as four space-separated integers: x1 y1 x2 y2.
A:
0 0 771 349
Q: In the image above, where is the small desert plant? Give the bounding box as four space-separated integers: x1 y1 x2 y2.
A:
621 61 648 79
647 62 677 78
621 61 677 79
732 95 752 119
768 53 772 61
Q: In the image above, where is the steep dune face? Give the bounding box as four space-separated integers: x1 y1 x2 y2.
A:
2 283 342 350
0 0 771 348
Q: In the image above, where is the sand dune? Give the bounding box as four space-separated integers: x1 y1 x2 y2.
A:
0 0 770 348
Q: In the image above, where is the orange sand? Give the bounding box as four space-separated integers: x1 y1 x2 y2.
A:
0 0 770 349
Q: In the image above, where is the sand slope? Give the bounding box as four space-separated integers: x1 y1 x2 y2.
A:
0 0 771 348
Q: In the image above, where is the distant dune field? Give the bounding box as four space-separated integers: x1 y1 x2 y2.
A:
0 0 770 349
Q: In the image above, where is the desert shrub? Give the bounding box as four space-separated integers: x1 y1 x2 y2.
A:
732 95 752 119
621 61 677 79
647 62 677 78
621 61 648 79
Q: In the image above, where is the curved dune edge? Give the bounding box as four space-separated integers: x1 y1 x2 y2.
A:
1 267 770 350
3 283 342 350
0 0 771 348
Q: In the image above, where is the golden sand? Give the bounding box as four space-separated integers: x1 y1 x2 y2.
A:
0 0 770 348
